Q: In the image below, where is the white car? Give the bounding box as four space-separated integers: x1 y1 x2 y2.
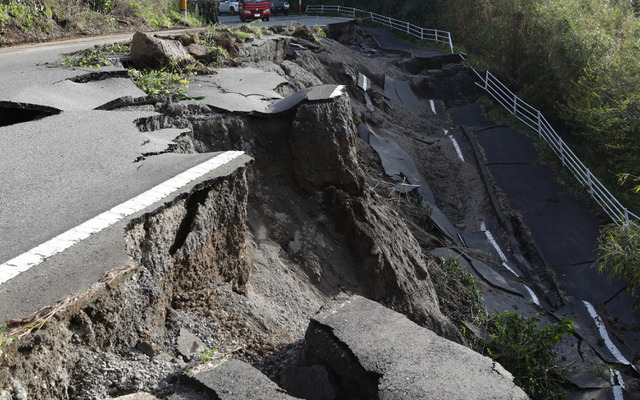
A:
218 0 239 14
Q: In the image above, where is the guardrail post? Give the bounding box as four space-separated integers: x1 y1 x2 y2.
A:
388 16 391 28
435 30 438 42
587 170 594 195
448 32 453 53
484 71 489 90
559 140 565 167
537 110 542 138
421 29 424 40
320 5 324 13
624 209 629 225
512 94 517 115
406 22 409 34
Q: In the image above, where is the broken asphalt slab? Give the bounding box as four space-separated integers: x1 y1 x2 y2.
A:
449 103 489 127
186 359 299 400
553 301 635 368
384 76 418 113
0 110 216 263
556 335 612 391
189 69 346 115
187 67 287 113
357 122 436 205
303 296 528 399
9 68 146 111
362 26 454 62
553 262 625 305
0 149 253 323
357 122 466 245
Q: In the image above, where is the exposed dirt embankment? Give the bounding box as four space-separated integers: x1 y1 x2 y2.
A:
1 166 252 399
0 23 505 399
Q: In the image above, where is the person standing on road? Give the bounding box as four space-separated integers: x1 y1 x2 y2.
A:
211 0 220 24
198 0 212 23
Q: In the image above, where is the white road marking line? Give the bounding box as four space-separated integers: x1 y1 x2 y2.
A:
0 150 245 286
444 129 465 162
358 73 371 91
583 301 631 366
501 261 520 277
330 85 345 98
480 222 508 262
610 368 625 400
480 222 538 305
522 284 540 306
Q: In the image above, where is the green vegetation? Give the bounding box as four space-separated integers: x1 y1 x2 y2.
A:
443 257 482 312
200 345 219 362
486 312 575 399
311 25 326 43
619 173 640 194
0 0 202 46
598 221 640 308
0 324 15 362
130 68 192 98
56 42 131 68
0 0 52 33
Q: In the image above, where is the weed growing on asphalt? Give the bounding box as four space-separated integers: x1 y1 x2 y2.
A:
56 42 131 68
0 324 16 362
237 20 272 39
485 312 575 399
130 68 190 98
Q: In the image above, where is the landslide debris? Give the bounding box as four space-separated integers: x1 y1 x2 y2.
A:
0 22 523 400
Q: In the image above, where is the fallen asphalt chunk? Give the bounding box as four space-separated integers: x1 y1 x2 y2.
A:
358 122 436 205
384 76 419 113
303 295 528 399
186 359 299 400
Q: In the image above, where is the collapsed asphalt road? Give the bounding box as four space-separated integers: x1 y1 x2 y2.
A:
0 18 638 400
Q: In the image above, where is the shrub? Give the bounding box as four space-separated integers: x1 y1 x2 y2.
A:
598 221 640 308
486 311 574 399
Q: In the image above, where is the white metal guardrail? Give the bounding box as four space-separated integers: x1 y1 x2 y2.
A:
471 67 640 225
305 4 454 54
306 3 639 226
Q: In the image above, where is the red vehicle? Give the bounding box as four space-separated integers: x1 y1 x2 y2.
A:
239 0 270 21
